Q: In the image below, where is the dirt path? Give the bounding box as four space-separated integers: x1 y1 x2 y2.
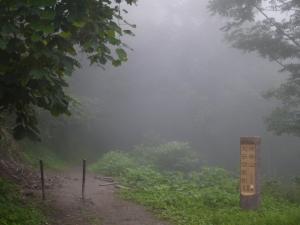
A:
45 169 170 225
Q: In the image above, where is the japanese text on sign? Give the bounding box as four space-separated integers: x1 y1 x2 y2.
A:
240 144 256 196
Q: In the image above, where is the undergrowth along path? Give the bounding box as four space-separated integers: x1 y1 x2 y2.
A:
47 168 170 225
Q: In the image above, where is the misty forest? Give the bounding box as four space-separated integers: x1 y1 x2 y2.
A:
1 0 300 225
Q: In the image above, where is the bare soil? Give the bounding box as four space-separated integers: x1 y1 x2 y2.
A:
44 168 170 225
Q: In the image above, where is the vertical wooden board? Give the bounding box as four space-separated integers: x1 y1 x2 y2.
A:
240 137 261 210
240 144 256 196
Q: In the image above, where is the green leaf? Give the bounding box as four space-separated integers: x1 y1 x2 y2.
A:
108 37 121 45
59 31 72 39
31 21 54 34
31 21 42 30
31 33 42 42
116 48 127 61
40 9 55 20
29 69 49 80
20 76 30 86
112 59 122 66
30 0 56 7
73 21 86 28
0 39 8 50
107 30 115 38
1 24 17 34
109 21 122 34
43 24 55 34
123 30 135 36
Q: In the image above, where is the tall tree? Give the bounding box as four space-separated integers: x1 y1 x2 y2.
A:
0 0 136 140
208 0 300 136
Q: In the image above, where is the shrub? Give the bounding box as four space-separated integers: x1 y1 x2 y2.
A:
262 178 300 204
189 167 238 191
132 142 202 172
0 178 46 225
89 151 137 176
21 141 66 170
91 149 300 225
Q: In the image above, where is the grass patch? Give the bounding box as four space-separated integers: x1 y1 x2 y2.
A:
89 151 137 176
0 178 47 225
90 146 300 225
21 141 67 170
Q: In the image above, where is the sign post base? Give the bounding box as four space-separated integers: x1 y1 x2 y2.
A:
240 194 260 210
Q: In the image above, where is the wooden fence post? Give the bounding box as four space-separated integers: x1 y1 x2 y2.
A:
82 159 86 200
39 160 45 200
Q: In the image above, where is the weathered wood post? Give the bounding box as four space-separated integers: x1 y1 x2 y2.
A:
82 159 86 201
240 137 261 210
39 160 45 200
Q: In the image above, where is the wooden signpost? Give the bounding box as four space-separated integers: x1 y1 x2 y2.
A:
240 137 261 210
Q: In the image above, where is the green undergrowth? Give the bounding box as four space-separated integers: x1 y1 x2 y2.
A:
0 178 46 225
21 141 67 170
90 144 300 225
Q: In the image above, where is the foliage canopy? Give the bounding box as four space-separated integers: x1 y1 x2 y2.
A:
208 0 300 136
0 0 136 140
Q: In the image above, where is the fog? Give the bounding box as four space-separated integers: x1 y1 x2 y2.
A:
46 0 299 176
